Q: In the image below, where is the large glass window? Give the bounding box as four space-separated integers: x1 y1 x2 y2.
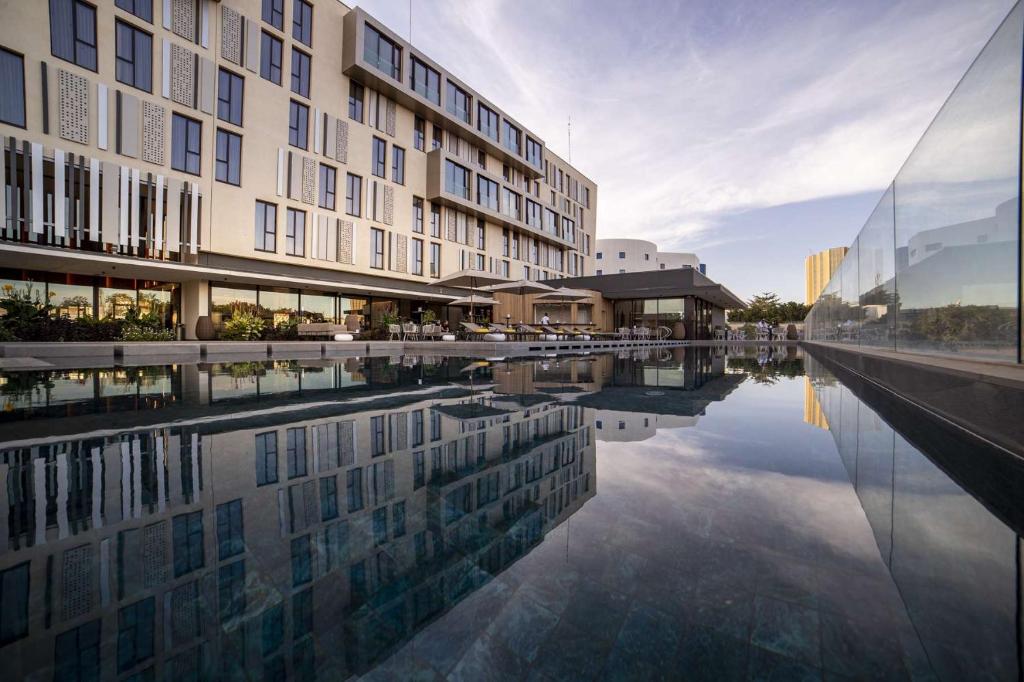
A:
286 208 305 256
364 24 400 80
216 499 245 560
412 238 423 275
392 146 405 184
117 598 155 672
410 56 439 104
254 201 276 252
301 291 336 323
445 160 470 199
215 129 242 186
55 620 100 680
501 188 521 220
262 0 283 30
259 288 299 327
525 136 542 167
292 0 312 46
260 31 282 84
858 186 896 349
0 563 29 645
290 48 310 98
502 120 521 155
114 20 151 92
525 199 541 228
371 137 386 177
217 68 244 125
348 80 363 122
319 164 336 210
345 173 362 216
413 197 424 233
370 228 384 269
172 511 204 577
446 81 471 124
477 176 498 211
289 100 309 149
414 116 425 151
429 242 440 277
116 0 152 22
49 0 97 71
477 103 499 141
0 48 26 128
171 114 201 175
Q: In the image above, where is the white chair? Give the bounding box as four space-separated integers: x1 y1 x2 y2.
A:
402 322 419 340
387 324 401 341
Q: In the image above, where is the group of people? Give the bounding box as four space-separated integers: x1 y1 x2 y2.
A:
755 319 777 339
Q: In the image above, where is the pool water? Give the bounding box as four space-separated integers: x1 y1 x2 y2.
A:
0 346 1019 680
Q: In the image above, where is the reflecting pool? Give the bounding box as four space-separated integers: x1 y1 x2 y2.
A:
0 346 1019 680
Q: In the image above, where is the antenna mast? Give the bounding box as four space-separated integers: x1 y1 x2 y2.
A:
409 0 413 42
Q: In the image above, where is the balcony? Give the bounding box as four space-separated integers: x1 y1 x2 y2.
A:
424 149 575 250
342 8 545 180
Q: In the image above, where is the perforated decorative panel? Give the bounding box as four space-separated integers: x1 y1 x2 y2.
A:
170 43 195 108
58 69 89 144
61 544 94 621
142 101 165 165
446 210 457 241
335 119 348 164
172 0 197 42
385 99 396 137
142 521 168 587
302 157 316 205
383 185 394 225
171 580 201 644
221 6 242 64
337 219 354 264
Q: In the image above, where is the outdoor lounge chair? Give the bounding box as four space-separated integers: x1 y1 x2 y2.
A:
460 322 506 342
541 325 573 340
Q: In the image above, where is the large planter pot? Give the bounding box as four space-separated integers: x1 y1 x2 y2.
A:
671 321 686 340
786 324 798 340
195 315 217 340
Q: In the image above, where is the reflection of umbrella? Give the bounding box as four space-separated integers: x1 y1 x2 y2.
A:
432 269 510 320
484 279 555 324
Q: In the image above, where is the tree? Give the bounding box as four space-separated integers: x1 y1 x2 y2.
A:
727 292 809 323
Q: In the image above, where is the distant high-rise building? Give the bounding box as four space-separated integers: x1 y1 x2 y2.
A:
804 247 848 305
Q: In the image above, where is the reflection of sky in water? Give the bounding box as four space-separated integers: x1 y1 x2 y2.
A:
0 348 1018 680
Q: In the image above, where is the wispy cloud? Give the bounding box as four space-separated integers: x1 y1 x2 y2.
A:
360 0 1015 293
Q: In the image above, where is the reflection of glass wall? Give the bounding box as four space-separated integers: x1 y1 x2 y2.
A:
807 3 1022 362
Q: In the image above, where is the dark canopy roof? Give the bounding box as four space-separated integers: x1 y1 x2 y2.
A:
547 268 746 309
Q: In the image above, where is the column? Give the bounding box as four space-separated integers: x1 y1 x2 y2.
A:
180 279 210 340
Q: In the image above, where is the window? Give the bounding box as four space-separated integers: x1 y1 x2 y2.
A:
370 228 384 269
412 238 423 275
502 120 521 155
446 80 471 123
171 114 201 175
115 0 152 22
117 598 155 672
414 116 425 151
286 427 307 478
525 199 541 228
392 146 405 184
478 149 486 170
290 48 310 98
320 476 338 521
412 197 424 233
477 176 498 211
476 219 485 249
644 253 650 260
291 535 311 586
255 432 278 485
371 137 386 178
596 252 602 260
410 56 439 104
215 129 242 185
218 561 246 623
502 188 521 220
345 173 362 216
348 81 364 122
254 201 276 252
0 563 29 645
260 31 282 84
286 208 305 256
54 620 101 681
49 0 97 71
262 0 283 30
429 242 440 277
618 251 625 258
346 468 364 512
292 0 312 46
373 507 387 545
216 499 245 560
430 202 440 237
114 20 151 92
525 136 542 167
288 100 308 149
502 229 509 256
432 124 442 150
0 48 26 128
217 68 244 125
172 511 204 577
364 24 400 80
477 103 499 140
319 164 336 210
444 160 470 199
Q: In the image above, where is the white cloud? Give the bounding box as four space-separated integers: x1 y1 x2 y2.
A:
360 0 1016 254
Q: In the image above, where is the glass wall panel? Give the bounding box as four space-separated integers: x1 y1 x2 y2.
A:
138 284 177 327
858 186 896 349
48 283 94 320
259 289 300 328
211 285 258 328
892 3 1021 360
838 238 860 343
300 292 336 323
339 297 368 330
98 288 137 320
533 303 571 324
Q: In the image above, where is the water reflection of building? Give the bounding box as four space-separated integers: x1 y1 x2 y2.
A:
0 358 595 680
803 377 829 430
807 355 1023 680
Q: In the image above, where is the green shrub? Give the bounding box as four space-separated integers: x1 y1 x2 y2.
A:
264 320 298 340
121 324 175 341
220 310 265 340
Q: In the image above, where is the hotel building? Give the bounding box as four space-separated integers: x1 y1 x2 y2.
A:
594 238 702 276
0 0 597 336
803 246 847 306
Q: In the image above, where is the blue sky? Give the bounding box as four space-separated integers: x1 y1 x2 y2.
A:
357 0 1016 302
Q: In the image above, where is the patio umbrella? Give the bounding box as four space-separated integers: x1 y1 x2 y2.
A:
432 269 510 321
483 279 555 324
535 287 593 326
449 294 500 307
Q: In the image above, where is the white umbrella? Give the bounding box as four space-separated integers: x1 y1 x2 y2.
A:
535 287 591 302
450 294 500 307
432 269 510 320
484 279 555 325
